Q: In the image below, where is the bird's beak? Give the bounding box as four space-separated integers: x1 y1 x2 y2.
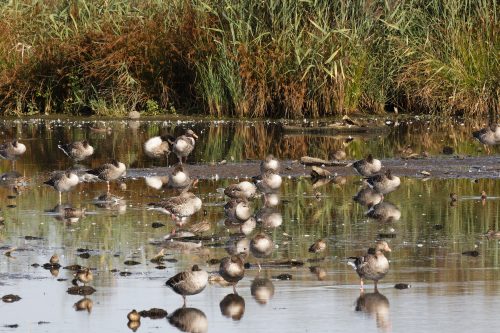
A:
386 246 392 252
193 133 199 139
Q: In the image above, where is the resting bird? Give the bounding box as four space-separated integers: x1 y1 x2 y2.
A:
219 254 245 293
308 239 327 254
365 169 400 195
0 139 26 160
224 181 257 200
224 198 253 223
260 155 280 174
353 187 384 207
253 171 282 193
85 160 126 193
172 129 198 164
473 124 500 153
58 140 94 162
144 135 175 159
73 267 93 286
168 165 193 190
366 202 401 222
166 265 208 305
44 171 79 204
250 233 274 271
349 154 382 177
348 241 391 291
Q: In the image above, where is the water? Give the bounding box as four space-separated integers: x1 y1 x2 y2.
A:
1 117 500 333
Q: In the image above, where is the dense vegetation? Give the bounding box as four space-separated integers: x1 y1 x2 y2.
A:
0 0 498 118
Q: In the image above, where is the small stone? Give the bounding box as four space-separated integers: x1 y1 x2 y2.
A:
394 283 411 290
124 260 141 266
274 273 292 280
442 146 454 155
2 294 21 303
152 222 165 229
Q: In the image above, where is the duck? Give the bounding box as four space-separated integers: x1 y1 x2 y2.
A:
224 198 253 223
349 154 382 177
220 293 245 321
250 233 274 271
348 241 391 291
172 129 198 164
0 139 26 160
473 124 500 153
366 202 401 222
224 181 257 199
148 191 202 221
168 307 208 333
127 309 141 322
144 135 175 159
73 267 93 286
260 155 280 174
365 169 400 194
85 160 126 193
58 140 94 161
219 254 245 293
353 187 384 207
166 265 208 305
308 239 327 254
253 171 282 193
43 171 79 204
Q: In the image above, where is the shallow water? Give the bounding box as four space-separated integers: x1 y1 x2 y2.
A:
1 118 500 333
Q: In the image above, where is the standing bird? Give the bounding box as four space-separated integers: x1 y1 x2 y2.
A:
0 140 26 165
472 124 500 154
85 160 126 193
166 265 208 306
224 181 257 200
365 169 401 195
73 267 93 286
260 155 280 174
143 135 175 159
250 233 274 271
348 241 391 291
58 140 94 162
219 254 245 293
148 191 202 221
172 129 198 164
44 171 79 204
349 154 382 177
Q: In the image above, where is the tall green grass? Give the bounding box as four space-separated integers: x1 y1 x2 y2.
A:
0 0 497 118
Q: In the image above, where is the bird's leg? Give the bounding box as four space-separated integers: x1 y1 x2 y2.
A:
233 284 237 294
360 279 364 291
374 280 378 292
59 192 62 205
182 295 186 308
107 181 110 193
258 261 262 272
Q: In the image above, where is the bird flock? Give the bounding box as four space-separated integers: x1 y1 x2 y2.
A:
0 121 497 329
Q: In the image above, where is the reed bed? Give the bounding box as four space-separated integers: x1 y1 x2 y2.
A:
0 0 497 118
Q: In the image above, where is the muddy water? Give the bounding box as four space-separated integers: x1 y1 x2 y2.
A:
1 118 500 333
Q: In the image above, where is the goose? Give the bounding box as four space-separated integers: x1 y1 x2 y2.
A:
58 140 94 161
353 187 384 207
85 160 126 193
172 129 198 164
473 124 500 153
224 181 257 199
365 169 400 195
166 265 208 305
219 254 245 293
43 171 79 204
220 293 245 320
260 155 280 174
0 139 26 160
144 135 175 159
348 241 391 291
148 191 202 221
250 233 274 271
73 267 93 286
224 198 253 223
349 154 382 177
168 307 208 333
253 171 282 193
366 202 401 222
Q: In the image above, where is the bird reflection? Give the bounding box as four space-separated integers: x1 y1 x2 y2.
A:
168 307 208 333
355 291 391 332
127 320 140 332
353 187 384 208
225 235 250 256
74 297 93 313
250 277 275 305
309 266 327 281
47 204 86 223
255 207 282 229
94 193 127 213
220 293 245 321
366 202 401 222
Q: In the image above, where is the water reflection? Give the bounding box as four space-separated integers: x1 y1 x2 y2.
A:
366 202 401 222
74 297 93 313
250 277 275 305
168 307 208 333
355 291 391 332
220 293 245 321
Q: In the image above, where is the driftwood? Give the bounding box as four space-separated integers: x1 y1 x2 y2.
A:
283 123 388 135
301 156 347 166
311 166 332 178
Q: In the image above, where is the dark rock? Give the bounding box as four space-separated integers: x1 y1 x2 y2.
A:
66 286 96 296
7 205 16 208
110 269 119 273
274 273 293 280
152 222 165 228
394 283 411 290
57 278 68 282
124 260 141 266
139 308 168 319
31 263 40 268
42 263 61 270
37 321 50 325
2 294 21 303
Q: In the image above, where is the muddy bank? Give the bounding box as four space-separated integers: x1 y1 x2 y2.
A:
128 156 500 180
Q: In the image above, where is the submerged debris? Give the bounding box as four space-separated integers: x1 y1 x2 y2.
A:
66 286 96 296
273 273 293 280
394 283 411 290
139 308 168 319
2 294 21 303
